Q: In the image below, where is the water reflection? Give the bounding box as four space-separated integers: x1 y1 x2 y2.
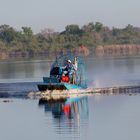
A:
1 56 140 86
0 60 51 82
86 56 140 87
39 97 89 139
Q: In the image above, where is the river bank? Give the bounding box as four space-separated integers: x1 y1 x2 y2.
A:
95 44 140 57
1 44 140 60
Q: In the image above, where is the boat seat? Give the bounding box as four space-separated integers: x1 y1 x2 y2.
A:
43 77 60 83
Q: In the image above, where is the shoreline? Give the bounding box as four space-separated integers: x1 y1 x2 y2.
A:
1 44 140 60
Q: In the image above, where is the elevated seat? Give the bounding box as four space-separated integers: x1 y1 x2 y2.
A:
50 67 62 76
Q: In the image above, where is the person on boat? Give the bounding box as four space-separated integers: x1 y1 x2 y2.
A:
61 59 72 82
62 59 72 75
70 57 78 84
62 58 78 84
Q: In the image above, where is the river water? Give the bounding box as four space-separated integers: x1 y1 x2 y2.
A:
0 56 140 140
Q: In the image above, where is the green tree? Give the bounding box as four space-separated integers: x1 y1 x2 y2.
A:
94 22 103 32
22 27 33 37
65 24 82 35
0 25 17 43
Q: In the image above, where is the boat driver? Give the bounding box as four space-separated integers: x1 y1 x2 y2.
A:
62 59 72 76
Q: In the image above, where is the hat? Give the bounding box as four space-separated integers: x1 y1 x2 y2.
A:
67 59 71 63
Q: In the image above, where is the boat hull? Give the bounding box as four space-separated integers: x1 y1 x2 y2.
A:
37 82 82 91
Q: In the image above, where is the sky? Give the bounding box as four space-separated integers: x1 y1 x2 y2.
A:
0 0 140 33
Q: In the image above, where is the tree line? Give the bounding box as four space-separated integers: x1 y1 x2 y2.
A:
0 22 140 58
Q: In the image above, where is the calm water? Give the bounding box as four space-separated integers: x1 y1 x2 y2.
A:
0 95 140 140
0 56 140 140
0 56 140 87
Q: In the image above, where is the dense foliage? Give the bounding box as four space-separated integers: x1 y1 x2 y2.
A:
0 22 140 58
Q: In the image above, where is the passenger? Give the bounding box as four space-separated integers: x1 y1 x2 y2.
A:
70 57 78 84
62 58 78 84
61 59 72 83
73 57 78 71
62 59 72 76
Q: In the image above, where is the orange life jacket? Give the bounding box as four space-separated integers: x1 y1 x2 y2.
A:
61 76 69 83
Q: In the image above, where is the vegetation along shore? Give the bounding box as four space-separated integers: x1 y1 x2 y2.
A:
0 22 140 59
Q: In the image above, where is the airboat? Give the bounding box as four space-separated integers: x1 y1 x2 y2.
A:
37 54 87 91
